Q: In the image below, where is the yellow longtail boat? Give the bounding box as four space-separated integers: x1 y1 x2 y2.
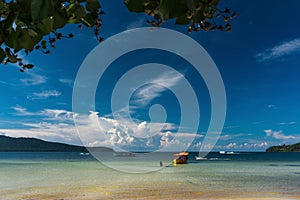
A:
173 151 189 165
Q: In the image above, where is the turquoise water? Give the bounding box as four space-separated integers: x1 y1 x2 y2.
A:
0 152 300 199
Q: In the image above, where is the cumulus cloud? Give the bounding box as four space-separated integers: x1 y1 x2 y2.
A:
264 129 295 140
221 142 268 150
2 108 199 151
74 112 189 151
256 38 300 62
27 90 61 100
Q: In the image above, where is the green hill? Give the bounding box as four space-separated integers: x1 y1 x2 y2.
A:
266 142 300 152
0 135 113 152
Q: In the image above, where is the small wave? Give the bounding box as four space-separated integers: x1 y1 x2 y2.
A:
209 158 232 161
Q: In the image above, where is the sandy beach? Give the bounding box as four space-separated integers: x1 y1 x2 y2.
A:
2 180 300 200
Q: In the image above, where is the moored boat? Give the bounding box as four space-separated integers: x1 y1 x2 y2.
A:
195 156 208 160
173 151 189 165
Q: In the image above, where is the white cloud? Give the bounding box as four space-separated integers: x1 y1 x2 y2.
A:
279 121 296 125
126 17 145 30
11 105 29 114
264 129 295 140
2 108 197 151
27 90 61 100
59 78 73 86
218 141 269 150
0 123 80 144
267 104 276 108
256 38 300 62
225 142 237 148
132 71 184 106
0 80 18 86
20 73 47 86
11 106 76 121
41 109 77 120
1 109 81 144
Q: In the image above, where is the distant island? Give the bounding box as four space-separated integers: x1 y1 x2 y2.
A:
266 142 300 152
0 135 113 152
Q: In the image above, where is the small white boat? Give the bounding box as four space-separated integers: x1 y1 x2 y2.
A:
219 151 236 155
195 156 208 160
79 152 90 155
113 152 135 157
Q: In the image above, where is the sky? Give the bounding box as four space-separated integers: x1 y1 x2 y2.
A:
0 0 300 152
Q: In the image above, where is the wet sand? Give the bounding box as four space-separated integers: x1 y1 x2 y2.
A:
2 181 300 200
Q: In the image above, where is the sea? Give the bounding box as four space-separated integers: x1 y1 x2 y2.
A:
0 152 300 199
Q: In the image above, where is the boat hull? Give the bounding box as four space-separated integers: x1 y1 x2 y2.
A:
173 159 187 164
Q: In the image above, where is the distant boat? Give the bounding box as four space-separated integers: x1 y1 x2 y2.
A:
79 152 90 155
173 151 189 165
219 151 236 155
195 156 208 160
113 152 135 157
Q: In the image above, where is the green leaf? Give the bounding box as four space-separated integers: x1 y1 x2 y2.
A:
175 16 190 25
37 17 53 35
18 29 39 52
159 0 189 21
73 5 86 20
4 11 18 31
124 0 146 13
24 64 34 69
66 3 76 14
86 0 101 12
31 0 54 23
5 48 17 63
193 11 205 23
52 8 68 29
16 0 32 24
67 4 86 23
81 11 98 27
3 29 17 49
0 48 5 63
13 27 24 52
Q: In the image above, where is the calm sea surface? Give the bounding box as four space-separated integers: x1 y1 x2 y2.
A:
0 152 300 199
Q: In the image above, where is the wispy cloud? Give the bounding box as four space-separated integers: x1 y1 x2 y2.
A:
59 78 74 86
132 71 184 106
126 17 146 30
0 80 18 87
264 129 295 140
11 105 35 116
256 38 300 62
27 90 61 100
20 73 47 86
279 121 296 125
267 104 276 108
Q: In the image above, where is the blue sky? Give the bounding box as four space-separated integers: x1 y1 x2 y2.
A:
0 0 300 151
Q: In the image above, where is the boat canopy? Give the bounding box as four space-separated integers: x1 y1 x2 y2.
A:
173 152 189 157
